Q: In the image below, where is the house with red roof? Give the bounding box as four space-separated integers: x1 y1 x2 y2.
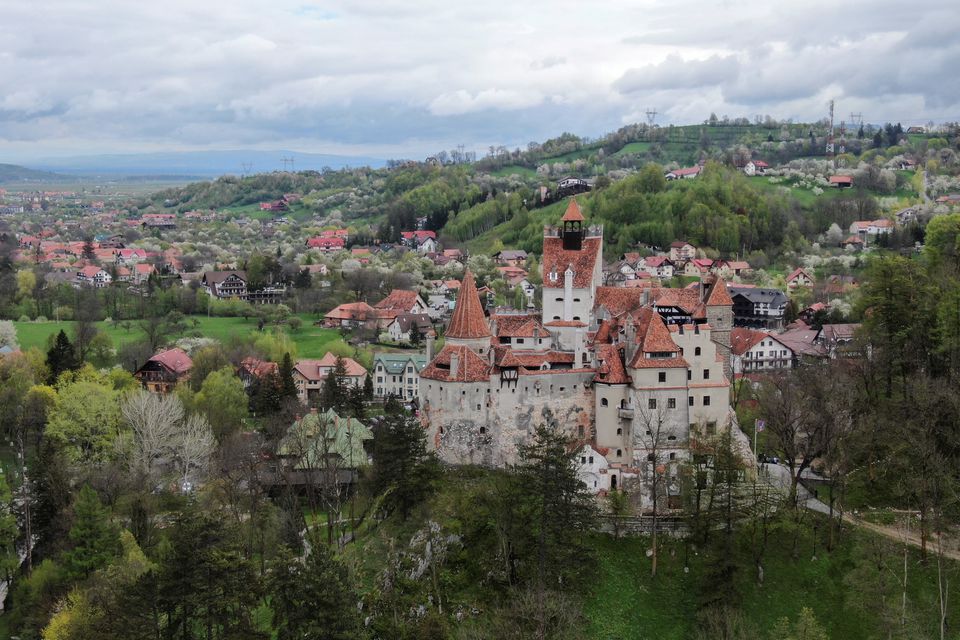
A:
665 166 702 180
829 175 853 188
730 328 794 374
786 267 814 289
306 236 346 252
321 301 378 328
75 265 112 288
292 353 368 405
134 348 192 393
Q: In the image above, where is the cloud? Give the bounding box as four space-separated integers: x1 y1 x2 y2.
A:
616 54 739 92
0 0 957 159
428 89 544 116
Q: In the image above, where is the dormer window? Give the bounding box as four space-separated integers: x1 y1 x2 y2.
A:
549 270 559 283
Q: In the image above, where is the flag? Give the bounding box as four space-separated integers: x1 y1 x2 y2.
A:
755 418 765 432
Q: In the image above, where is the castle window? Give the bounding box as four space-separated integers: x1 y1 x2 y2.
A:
648 399 657 409
581 456 586 463
574 298 581 302
479 426 486 434
555 297 563 302
616 449 622 457
669 452 676 460
617 428 622 435
476 404 481 410
704 396 711 406
553 316 561 320
573 316 581 321
668 435 676 441
601 398 609 407
695 347 701 356
703 369 710 379
647 453 654 461
589 456 594 464
668 398 676 409
688 396 694 406
687 370 692 381
658 372 666 383
578 425 584 438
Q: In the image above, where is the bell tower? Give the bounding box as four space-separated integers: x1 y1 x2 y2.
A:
561 199 585 250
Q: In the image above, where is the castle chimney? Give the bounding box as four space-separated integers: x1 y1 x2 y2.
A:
449 351 459 379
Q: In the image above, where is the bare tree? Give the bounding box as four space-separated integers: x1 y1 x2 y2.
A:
122 390 184 482
635 402 671 577
174 412 215 490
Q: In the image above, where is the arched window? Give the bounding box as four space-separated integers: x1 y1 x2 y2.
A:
695 347 701 356
601 398 609 407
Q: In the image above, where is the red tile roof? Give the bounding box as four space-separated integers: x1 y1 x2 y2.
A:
491 313 546 338
374 289 420 311
325 301 377 322
595 287 644 317
704 276 733 307
149 348 192 374
446 270 490 339
542 236 602 289
730 328 769 355
561 198 585 222
420 344 491 382
239 357 279 378
594 344 630 384
294 353 367 381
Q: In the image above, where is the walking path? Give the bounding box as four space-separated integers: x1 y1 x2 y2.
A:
761 463 960 560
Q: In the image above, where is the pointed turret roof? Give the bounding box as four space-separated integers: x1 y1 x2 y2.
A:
704 276 733 306
446 270 490 339
561 198 585 222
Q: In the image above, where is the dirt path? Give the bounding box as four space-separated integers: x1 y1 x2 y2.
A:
839 513 960 560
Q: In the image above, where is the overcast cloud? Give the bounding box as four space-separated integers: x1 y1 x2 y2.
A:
2 0 958 160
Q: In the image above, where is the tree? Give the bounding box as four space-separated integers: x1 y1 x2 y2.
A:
0 319 19 350
770 607 828 640
362 373 374 401
370 411 440 520
46 374 122 463
0 472 18 584
268 544 361 640
194 367 249 439
46 330 77 383
278 352 297 400
62 485 120 580
516 425 598 636
188 345 230 392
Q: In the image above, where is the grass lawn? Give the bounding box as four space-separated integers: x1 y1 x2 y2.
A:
490 165 538 179
14 314 350 360
612 141 652 157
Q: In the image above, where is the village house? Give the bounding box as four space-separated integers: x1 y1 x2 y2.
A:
372 353 429 401
400 230 438 254
321 301 378 329
850 219 894 240
640 256 675 279
292 353 368 405
729 286 788 330
712 260 751 280
75 265 112 288
683 258 713 277
665 166 702 180
786 267 814 289
494 249 528 267
237 357 279 389
829 175 853 188
730 328 794 374
134 348 192 393
141 213 177 229
386 313 434 343
668 241 697 263
816 323 862 358
115 248 148 265
274 408 373 489
742 160 770 176
305 236 346 252
202 271 248 299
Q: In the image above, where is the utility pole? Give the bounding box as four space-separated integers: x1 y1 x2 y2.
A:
826 100 836 167
281 156 295 172
241 162 253 177
645 108 658 127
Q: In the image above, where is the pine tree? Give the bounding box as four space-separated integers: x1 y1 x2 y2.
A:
279 352 297 400
363 373 374 401
46 330 77 383
370 412 440 520
63 485 120 580
268 543 360 640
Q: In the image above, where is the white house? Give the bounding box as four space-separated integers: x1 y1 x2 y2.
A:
576 444 612 493
730 328 794 374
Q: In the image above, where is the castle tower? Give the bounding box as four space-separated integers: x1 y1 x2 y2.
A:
445 270 491 355
702 275 733 380
541 199 603 348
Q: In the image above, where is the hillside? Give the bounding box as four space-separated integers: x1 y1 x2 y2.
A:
0 162 73 184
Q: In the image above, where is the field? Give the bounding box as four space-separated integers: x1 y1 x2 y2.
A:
612 141 652 157
13 314 352 360
490 165 538 179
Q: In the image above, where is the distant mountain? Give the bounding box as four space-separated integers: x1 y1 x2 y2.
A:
29 150 387 178
0 163 74 184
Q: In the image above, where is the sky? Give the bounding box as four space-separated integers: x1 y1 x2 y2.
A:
2 0 958 161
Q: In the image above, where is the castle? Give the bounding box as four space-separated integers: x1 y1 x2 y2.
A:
419 199 735 496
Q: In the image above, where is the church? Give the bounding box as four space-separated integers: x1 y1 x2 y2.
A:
419 199 735 497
